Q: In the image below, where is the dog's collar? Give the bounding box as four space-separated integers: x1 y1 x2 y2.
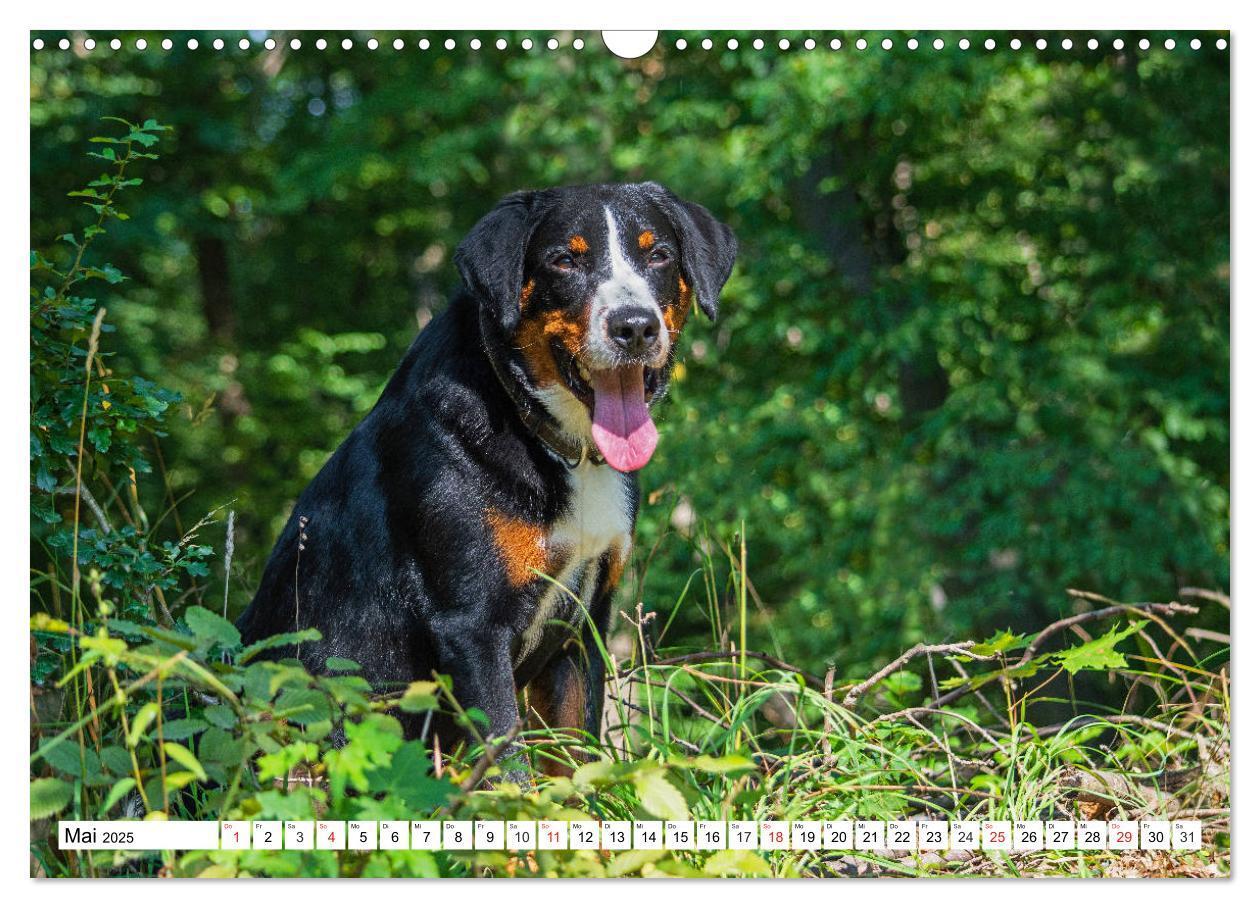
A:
483 341 604 468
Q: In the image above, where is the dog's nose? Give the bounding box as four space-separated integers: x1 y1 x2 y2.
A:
606 307 661 357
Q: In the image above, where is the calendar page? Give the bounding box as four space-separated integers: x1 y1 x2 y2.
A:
27 10 1231 884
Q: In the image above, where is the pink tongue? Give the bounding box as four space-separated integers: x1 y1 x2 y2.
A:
590 366 658 472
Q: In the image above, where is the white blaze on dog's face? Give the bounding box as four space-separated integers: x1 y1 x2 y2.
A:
575 207 672 471
490 183 735 472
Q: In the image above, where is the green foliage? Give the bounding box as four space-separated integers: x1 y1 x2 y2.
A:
29 118 208 637
1055 620 1146 675
30 593 1229 878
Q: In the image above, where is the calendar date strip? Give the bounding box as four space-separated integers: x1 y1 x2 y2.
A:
59 818 1203 853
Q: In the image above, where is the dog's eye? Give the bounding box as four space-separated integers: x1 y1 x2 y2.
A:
648 247 672 266
550 253 577 271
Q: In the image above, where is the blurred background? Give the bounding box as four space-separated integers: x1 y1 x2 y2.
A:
30 31 1229 675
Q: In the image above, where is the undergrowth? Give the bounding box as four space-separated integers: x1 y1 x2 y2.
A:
29 121 1231 880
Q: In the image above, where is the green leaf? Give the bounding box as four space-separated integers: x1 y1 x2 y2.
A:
163 741 208 782
198 726 247 768
159 718 208 740
100 778 136 816
1055 621 1147 675
86 426 112 452
364 740 456 812
398 680 439 713
203 703 237 729
703 850 771 877
238 627 322 664
572 759 619 788
42 740 100 778
274 688 330 726
969 628 1036 658
607 849 668 877
99 745 133 776
324 655 361 672
634 770 688 819
683 754 756 774
31 777 75 820
126 130 160 147
127 702 160 748
34 462 56 493
257 741 319 781
163 770 199 792
881 669 922 697
184 606 241 650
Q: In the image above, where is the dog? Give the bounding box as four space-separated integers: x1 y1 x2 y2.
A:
236 182 737 775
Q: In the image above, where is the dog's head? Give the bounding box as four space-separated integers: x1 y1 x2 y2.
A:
456 182 737 472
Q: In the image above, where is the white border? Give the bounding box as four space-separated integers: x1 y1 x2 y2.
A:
8 0 1246 901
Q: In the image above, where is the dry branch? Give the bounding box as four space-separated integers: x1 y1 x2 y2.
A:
459 721 523 793
843 642 990 708
1178 587 1231 609
1014 597 1199 669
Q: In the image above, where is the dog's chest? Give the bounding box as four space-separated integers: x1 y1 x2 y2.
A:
513 463 633 669
550 462 633 562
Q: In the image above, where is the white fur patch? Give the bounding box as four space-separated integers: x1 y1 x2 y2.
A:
513 461 632 668
552 459 633 562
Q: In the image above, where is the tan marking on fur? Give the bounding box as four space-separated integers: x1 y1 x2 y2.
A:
638 230 656 250
526 656 587 776
514 304 588 387
486 509 550 587
568 235 589 254
601 545 627 598
663 275 691 339
519 278 536 311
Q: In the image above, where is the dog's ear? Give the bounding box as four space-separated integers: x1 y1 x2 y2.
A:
644 183 738 321
454 190 545 332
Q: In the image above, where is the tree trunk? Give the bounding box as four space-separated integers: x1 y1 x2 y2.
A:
195 235 236 342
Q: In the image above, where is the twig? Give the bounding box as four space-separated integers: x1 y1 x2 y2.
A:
634 675 728 728
652 650 827 689
1133 624 1199 712
1187 628 1230 645
1014 597 1198 669
610 699 703 753
1178 587 1230 609
945 656 1005 725
874 600 1197 725
822 663 835 760
294 515 308 658
844 642 988 708
56 481 112 534
222 510 235 619
459 721 524 793
1031 713 1206 746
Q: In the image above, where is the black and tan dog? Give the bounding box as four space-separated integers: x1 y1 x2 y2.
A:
237 182 736 774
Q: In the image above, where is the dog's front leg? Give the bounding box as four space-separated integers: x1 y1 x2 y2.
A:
526 577 615 777
430 620 527 784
